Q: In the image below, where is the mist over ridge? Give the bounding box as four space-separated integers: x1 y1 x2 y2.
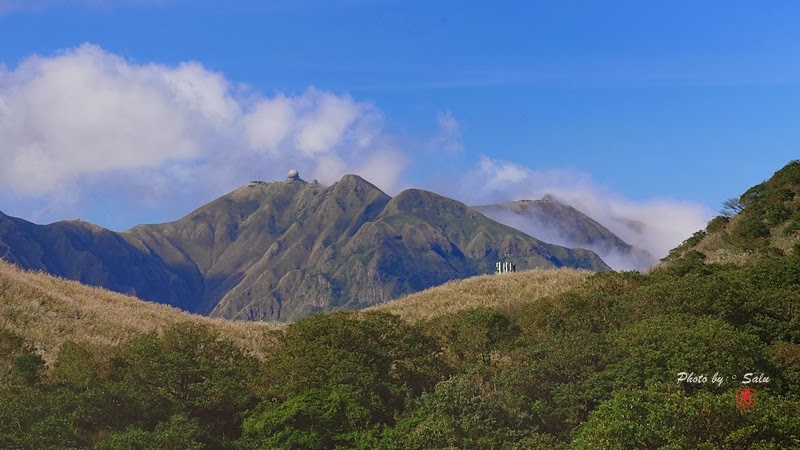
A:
474 196 658 271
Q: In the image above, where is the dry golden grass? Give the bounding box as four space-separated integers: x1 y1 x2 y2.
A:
694 229 755 266
0 260 282 363
771 229 800 254
1 258 592 362
369 268 592 322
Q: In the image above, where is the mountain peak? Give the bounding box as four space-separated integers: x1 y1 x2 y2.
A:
385 188 469 216
334 173 384 192
339 173 368 183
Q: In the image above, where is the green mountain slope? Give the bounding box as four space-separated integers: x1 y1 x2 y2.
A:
664 159 800 267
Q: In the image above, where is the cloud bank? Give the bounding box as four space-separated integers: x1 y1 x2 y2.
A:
0 44 407 225
446 157 713 261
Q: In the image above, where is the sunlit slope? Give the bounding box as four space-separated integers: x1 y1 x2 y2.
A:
663 159 800 267
370 268 592 322
0 260 279 362
126 177 609 321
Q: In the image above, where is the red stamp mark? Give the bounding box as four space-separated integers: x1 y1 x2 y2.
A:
736 387 756 409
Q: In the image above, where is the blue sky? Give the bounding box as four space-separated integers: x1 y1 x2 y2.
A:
1 0 799 257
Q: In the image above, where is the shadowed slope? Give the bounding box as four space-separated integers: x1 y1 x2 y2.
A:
0 212 200 310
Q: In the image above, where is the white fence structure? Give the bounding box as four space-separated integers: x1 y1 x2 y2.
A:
495 261 516 274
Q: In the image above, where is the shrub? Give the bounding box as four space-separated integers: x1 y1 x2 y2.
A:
573 386 800 449
247 311 447 447
430 307 521 370
388 373 546 449
122 322 258 445
11 353 45 386
706 215 730 233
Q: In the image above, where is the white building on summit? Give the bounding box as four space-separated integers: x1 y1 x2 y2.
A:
287 169 300 181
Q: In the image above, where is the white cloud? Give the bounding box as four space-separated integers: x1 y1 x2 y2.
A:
312 155 348 184
354 148 408 191
244 95 295 153
0 44 410 226
295 91 362 155
428 110 463 154
161 61 240 126
476 156 536 186
448 157 713 261
0 45 200 195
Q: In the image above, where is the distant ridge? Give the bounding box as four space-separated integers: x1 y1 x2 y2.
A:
0 173 610 322
474 197 657 270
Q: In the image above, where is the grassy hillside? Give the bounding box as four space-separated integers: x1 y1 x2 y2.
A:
0 260 279 362
663 159 800 266
371 268 592 322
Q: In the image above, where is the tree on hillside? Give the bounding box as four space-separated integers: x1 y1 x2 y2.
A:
721 197 745 217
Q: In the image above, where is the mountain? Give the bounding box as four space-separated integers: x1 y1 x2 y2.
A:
0 174 610 321
474 196 657 270
0 211 200 311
